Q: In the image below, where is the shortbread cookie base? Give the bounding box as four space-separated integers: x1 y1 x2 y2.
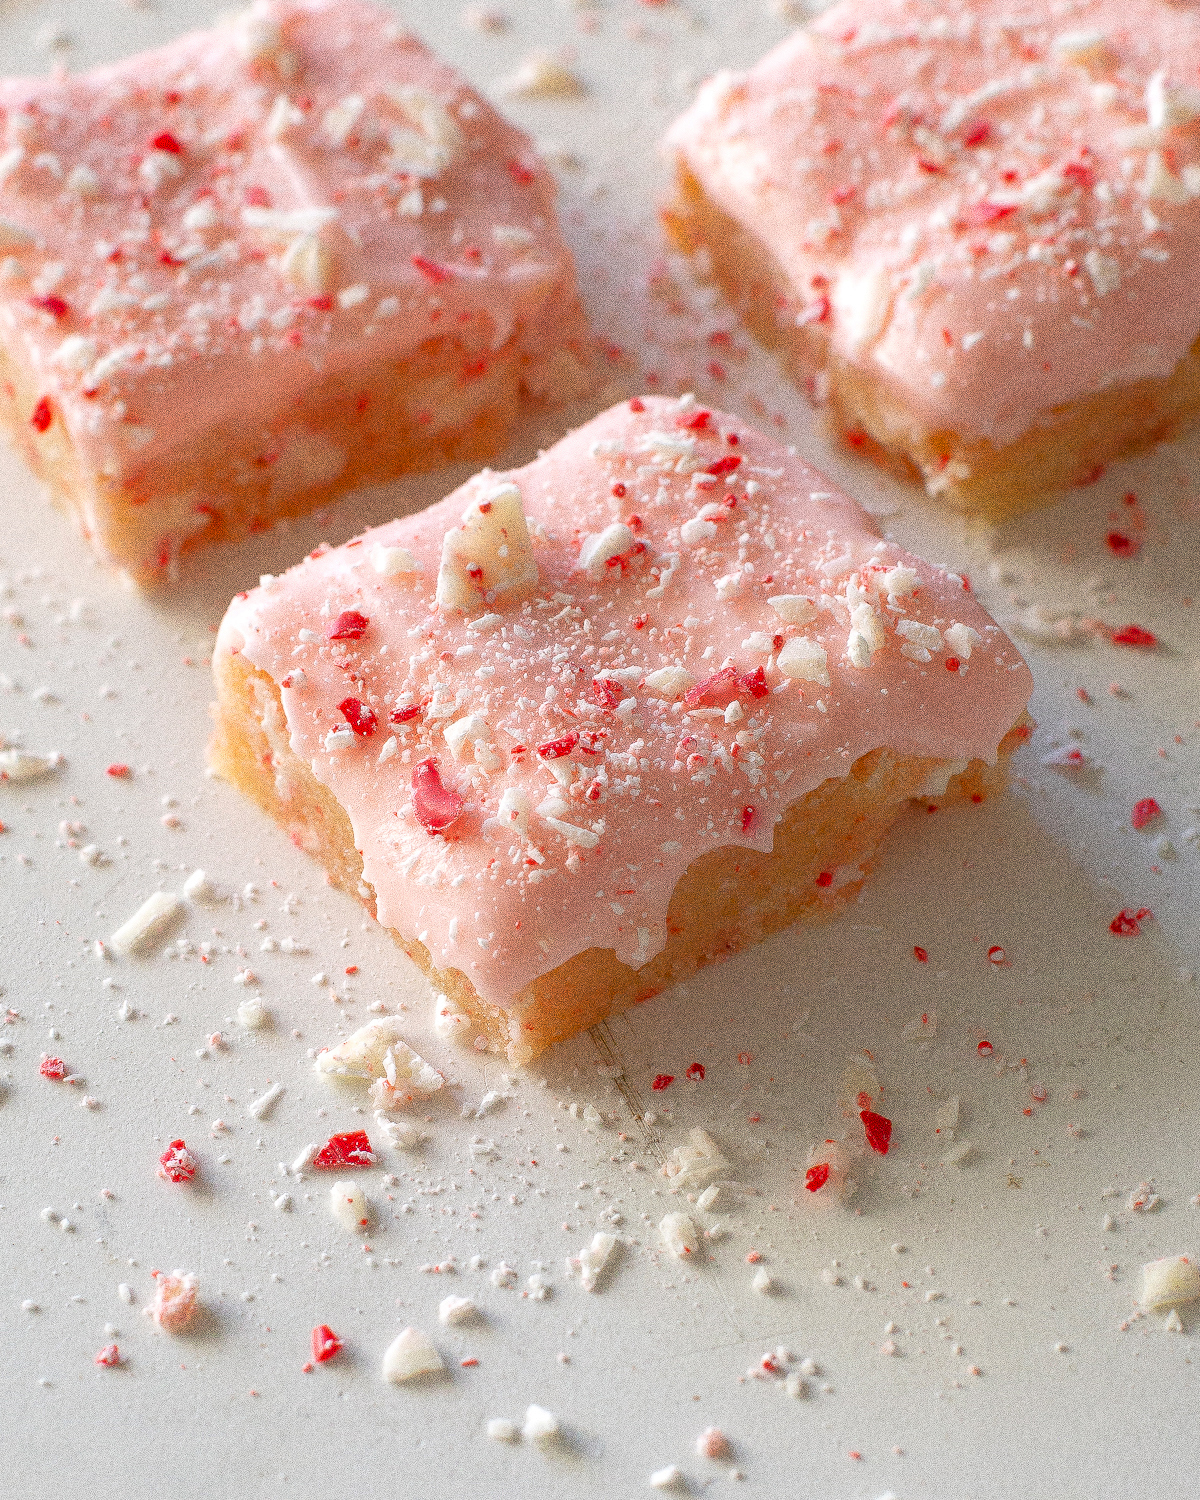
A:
211 645 1028 1065
4 315 587 583
665 166 1200 519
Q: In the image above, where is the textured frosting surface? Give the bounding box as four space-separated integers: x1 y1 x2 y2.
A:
666 0 1200 445
219 396 1033 1007
0 0 574 478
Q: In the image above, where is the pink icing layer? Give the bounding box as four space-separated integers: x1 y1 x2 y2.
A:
666 0 1200 446
0 0 576 487
218 395 1032 1009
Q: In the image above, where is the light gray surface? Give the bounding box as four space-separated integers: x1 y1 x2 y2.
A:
1 2 1198 1497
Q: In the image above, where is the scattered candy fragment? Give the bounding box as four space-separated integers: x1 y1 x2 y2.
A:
1131 798 1162 830
578 1232 619 1292
685 1062 705 1081
697 1428 731 1461
649 1466 685 1490
39 1056 67 1081
312 1130 375 1168
439 1295 478 1326
486 1418 519 1442
651 1073 674 1091
146 1270 199 1332
1111 624 1157 648
329 1179 370 1232
110 891 182 956
860 1110 893 1156
157 1139 197 1184
382 1326 443 1383
93 1343 120 1367
659 1212 698 1259
311 1325 342 1363
1110 908 1152 937
412 757 465 835
327 609 369 641
804 1162 830 1193
1141 1256 1200 1311
522 1404 560 1445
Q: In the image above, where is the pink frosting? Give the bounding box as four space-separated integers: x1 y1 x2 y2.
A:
666 0 1200 445
0 0 576 504
218 395 1032 1009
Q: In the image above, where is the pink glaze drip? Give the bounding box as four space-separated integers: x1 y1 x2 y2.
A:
218 396 1032 1008
666 0 1200 446
0 0 575 509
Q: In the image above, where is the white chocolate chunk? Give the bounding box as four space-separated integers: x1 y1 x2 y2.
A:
236 994 267 1029
643 665 695 700
1141 1255 1200 1310
777 636 830 685
382 1326 444 1381
578 1231 619 1292
371 543 419 577
110 891 182 956
522 1405 560 1444
767 594 817 625
329 1179 370 1232
659 1211 699 1260
437 482 539 611
438 1294 478 1326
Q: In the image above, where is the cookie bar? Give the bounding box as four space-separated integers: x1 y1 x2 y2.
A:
664 0 1200 516
210 395 1033 1064
0 0 588 579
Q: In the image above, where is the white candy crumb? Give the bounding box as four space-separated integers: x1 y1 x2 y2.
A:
237 995 268 1029
502 51 585 99
247 1082 285 1120
118 1283 134 1305
697 1428 731 1460
182 869 217 904
382 1326 444 1382
649 1466 685 1490
751 1267 774 1295
784 1373 809 1399
662 1128 726 1187
486 1417 519 1442
522 1404 559 1445
660 1212 698 1260
329 1179 369 1232
432 991 472 1040
1140 1254 1200 1310
374 1111 425 1151
109 891 181 956
0 748 62 782
316 1017 443 1111
371 543 420 577
439 1295 477 1326
578 1231 618 1292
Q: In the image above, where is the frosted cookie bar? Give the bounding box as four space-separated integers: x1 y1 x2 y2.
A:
0 0 588 579
665 0 1200 516
211 395 1032 1064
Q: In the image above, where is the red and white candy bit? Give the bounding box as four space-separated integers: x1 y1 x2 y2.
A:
1131 798 1162 830
696 1428 732 1461
651 1073 674 1091
1110 907 1152 937
338 697 378 737
311 1130 375 1168
686 1062 705 1082
39 1056 67 1081
411 758 465 835
977 1039 994 1057
860 1109 892 1156
326 610 370 642
311 1324 343 1364
157 1139 197 1184
146 1270 199 1332
93 1343 120 1368
987 945 1008 967
804 1162 830 1193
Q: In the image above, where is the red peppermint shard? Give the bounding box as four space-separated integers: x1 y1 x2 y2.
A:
705 454 741 478
311 1324 342 1364
326 610 369 642
977 1039 994 1057
312 1130 375 1169
390 703 421 725
913 945 928 963
738 666 769 700
158 1138 197 1184
536 731 579 760
30 294 70 320
1130 798 1161 831
412 757 464 835
94 1343 120 1368
685 1062 705 1082
685 665 737 708
1109 907 1151 937
860 1109 893 1156
39 1055 67 1081
1111 624 1157 648
30 396 52 432
338 697 378 737
591 677 623 710
804 1162 830 1193
151 131 184 154
651 1073 674 1091
411 252 454 284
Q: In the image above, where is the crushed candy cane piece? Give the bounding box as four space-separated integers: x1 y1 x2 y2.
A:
157 1139 197 1184
110 891 182 956
329 1179 370 1231
247 1082 285 1120
315 1018 442 1110
860 1110 892 1155
312 1130 375 1168
93 1343 120 1368
312 1325 342 1363
0 748 62 782
1131 798 1162 830
697 1428 731 1461
660 1212 698 1259
382 1326 444 1382
522 1405 559 1445
439 1295 478 1326
662 1127 726 1187
146 1270 198 1332
39 1056 67 1081
487 1417 520 1442
649 1466 685 1490
578 1232 619 1292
